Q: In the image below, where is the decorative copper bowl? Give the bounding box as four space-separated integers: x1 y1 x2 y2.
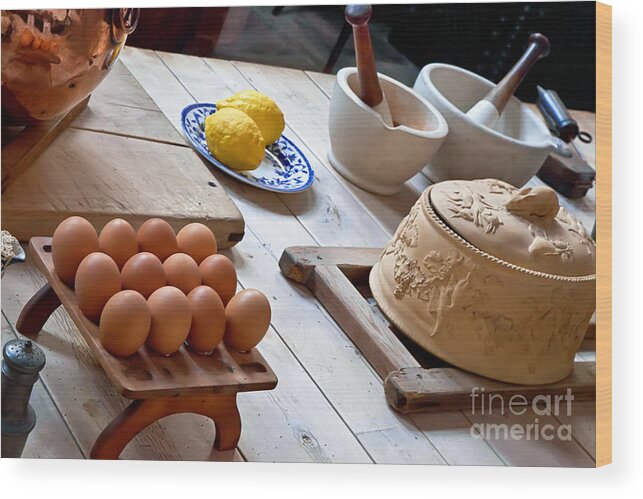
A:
1 8 138 125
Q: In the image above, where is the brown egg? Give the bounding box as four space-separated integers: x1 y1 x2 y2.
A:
199 254 237 305
147 286 192 355
224 289 271 352
163 253 201 294
186 286 225 354
52 216 99 286
99 218 138 269
177 223 218 264
75 252 122 322
136 218 177 262
121 252 166 298
99 290 151 357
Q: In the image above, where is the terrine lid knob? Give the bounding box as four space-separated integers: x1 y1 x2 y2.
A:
504 186 560 221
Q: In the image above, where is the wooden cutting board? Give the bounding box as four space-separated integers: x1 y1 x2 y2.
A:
1 62 245 248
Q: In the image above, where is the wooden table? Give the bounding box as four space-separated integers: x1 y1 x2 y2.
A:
1 47 597 465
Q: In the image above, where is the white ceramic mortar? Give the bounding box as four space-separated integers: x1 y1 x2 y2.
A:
414 63 558 187
328 67 448 195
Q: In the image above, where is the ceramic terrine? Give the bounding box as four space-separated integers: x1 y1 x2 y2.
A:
370 179 596 385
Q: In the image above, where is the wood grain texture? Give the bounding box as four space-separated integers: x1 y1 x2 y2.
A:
3 45 599 466
3 263 247 461
312 264 420 377
1 315 84 460
122 49 456 464
160 50 392 249
71 62 186 147
231 59 432 236
280 246 595 433
120 48 598 466
1 97 90 192
2 129 244 246
2 261 369 463
279 245 382 285
90 393 241 459
221 57 592 466
0 62 245 248
385 364 595 414
556 400 596 461
25 237 277 399
162 51 499 464
465 406 595 467
15 283 61 336
595 1 612 467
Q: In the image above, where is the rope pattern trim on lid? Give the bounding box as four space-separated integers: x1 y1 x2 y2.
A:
423 188 596 283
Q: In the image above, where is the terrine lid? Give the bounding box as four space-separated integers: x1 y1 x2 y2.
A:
428 179 596 277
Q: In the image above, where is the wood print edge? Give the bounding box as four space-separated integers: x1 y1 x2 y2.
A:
595 0 612 468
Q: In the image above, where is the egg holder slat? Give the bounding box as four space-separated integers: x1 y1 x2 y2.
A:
16 237 278 459
279 246 595 414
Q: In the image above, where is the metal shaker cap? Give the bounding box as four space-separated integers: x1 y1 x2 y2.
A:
3 339 46 374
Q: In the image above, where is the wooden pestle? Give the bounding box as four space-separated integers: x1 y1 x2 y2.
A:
466 33 551 129
345 4 394 126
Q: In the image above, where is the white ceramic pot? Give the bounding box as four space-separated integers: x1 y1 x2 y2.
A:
413 63 557 187
370 179 596 385
328 67 448 195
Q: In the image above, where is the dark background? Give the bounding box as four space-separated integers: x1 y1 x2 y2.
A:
128 2 596 111
384 2 596 110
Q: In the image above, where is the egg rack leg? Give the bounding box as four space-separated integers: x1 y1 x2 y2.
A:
16 283 62 336
209 394 242 451
90 393 242 459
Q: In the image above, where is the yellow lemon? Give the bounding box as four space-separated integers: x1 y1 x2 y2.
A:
205 108 265 171
216 90 285 144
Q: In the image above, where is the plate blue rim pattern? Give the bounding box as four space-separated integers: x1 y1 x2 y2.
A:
181 102 314 193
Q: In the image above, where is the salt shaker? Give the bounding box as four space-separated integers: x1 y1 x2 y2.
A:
1 338 46 458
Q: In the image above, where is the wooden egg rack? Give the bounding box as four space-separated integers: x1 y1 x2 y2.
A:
16 237 278 459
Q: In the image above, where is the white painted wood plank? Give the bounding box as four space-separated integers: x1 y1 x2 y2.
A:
465 407 595 467
163 50 390 249
231 59 431 236
1 262 369 463
556 401 596 460
121 48 447 464
308 68 597 465
154 49 502 465
2 263 244 461
122 48 594 467
235 60 597 468
1 315 84 460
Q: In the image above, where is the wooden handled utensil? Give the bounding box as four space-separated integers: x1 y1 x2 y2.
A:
466 33 551 129
345 4 394 126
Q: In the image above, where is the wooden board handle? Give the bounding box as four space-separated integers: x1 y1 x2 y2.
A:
385 363 595 414
483 33 550 114
345 4 384 108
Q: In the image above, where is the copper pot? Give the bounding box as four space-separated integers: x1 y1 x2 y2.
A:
1 8 139 124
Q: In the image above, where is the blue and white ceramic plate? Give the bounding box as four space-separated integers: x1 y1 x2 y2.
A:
181 103 314 193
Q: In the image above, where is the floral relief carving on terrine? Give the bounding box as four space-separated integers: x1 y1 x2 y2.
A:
442 180 596 267
386 200 501 339
444 179 513 235
370 179 596 385
384 198 584 362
